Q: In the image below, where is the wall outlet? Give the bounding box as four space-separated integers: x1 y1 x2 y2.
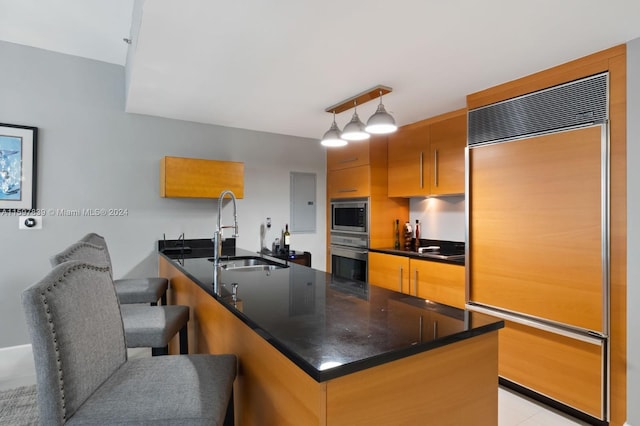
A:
19 216 42 230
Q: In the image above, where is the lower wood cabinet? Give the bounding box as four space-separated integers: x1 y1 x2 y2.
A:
411 259 465 309
368 252 409 293
499 320 605 419
368 252 465 309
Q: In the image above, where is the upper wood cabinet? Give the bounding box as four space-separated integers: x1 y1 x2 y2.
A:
160 156 244 198
429 112 467 195
326 165 370 199
387 123 430 197
388 109 467 197
326 142 370 171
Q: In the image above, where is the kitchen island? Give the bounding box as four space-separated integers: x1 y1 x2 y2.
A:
158 241 503 425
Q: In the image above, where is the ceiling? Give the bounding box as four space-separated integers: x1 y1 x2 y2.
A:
2 0 640 141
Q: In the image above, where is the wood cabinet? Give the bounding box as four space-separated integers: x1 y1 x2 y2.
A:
411 259 465 309
325 136 409 269
368 252 409 293
160 156 244 198
326 164 370 198
429 112 467 195
388 109 466 197
466 45 627 423
327 142 370 170
369 252 465 309
160 256 500 426
499 321 605 419
387 123 429 197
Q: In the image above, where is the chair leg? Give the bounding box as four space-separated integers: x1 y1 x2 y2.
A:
152 346 169 356
223 389 234 426
179 325 188 354
161 293 167 306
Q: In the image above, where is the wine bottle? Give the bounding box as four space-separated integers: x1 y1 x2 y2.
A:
414 220 420 251
283 224 291 254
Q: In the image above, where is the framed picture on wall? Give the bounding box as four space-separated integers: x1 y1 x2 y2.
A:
0 123 38 211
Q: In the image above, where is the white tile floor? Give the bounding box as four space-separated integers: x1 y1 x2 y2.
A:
1 347 591 425
498 386 591 426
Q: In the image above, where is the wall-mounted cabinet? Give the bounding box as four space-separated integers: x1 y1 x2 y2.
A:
160 156 244 198
327 142 370 171
388 109 466 197
326 164 370 199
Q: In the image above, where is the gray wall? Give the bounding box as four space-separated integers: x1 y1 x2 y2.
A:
627 37 640 426
0 41 327 348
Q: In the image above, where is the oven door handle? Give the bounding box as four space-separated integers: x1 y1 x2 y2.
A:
330 246 369 261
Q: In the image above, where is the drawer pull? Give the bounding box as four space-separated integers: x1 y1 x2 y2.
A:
338 157 358 164
338 188 358 193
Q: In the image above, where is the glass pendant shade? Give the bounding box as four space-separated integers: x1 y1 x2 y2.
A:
320 119 347 147
365 102 397 134
341 111 370 141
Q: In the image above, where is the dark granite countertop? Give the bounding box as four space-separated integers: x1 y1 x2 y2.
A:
159 239 500 382
369 239 466 265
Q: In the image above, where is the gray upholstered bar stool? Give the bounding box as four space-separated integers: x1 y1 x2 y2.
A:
22 260 236 425
80 232 168 306
51 242 190 356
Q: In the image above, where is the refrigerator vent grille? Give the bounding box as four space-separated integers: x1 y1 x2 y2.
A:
468 72 608 146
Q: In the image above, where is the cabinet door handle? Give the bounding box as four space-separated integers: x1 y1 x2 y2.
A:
433 320 438 339
339 157 358 164
399 266 404 292
414 269 418 296
433 149 439 187
419 151 424 188
418 315 424 343
338 188 358 193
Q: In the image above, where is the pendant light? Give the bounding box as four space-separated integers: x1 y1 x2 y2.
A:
341 101 370 141
365 91 397 134
320 85 395 147
320 111 347 147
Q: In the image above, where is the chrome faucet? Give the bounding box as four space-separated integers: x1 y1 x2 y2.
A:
213 190 239 294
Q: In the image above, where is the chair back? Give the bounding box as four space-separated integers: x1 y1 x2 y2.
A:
21 261 127 425
79 233 112 266
50 241 112 275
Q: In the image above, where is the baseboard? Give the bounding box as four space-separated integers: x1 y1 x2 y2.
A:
0 344 36 389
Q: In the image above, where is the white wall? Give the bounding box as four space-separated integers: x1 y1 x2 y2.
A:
626 37 640 426
409 195 465 241
0 41 327 348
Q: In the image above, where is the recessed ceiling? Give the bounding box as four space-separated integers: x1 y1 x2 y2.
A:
2 0 640 141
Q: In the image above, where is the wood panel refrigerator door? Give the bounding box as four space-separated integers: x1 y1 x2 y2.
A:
469 125 605 333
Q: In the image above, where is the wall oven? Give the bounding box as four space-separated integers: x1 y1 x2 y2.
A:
330 233 368 283
331 199 368 233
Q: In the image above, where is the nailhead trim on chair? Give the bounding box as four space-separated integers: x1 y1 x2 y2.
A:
39 262 112 421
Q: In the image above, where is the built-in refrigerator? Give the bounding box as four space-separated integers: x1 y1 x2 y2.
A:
466 72 610 421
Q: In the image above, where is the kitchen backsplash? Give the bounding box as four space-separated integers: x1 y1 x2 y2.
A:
409 196 465 242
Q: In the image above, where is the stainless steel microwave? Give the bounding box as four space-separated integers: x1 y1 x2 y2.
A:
330 199 368 233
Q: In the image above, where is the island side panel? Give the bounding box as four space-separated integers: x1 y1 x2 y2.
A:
325 331 499 425
159 257 327 426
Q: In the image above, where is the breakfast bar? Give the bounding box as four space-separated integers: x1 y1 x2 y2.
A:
158 241 503 425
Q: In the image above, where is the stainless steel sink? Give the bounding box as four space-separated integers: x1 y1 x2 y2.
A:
222 264 283 272
210 256 289 271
